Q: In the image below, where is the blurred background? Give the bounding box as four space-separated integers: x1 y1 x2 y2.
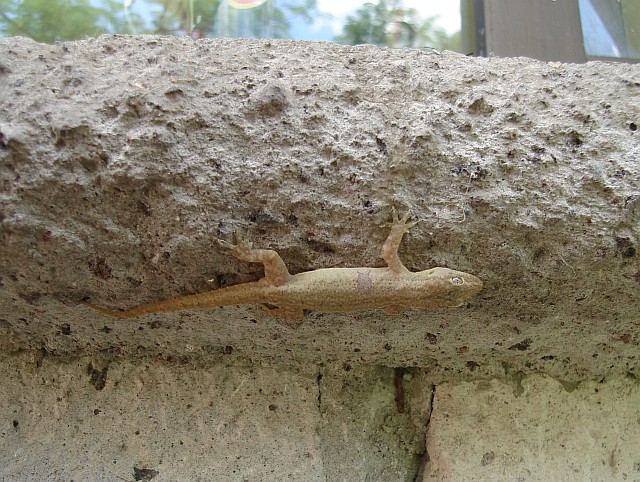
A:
0 0 462 50
0 0 637 62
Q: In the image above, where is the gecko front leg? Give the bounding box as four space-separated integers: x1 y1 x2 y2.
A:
380 207 418 274
218 234 291 286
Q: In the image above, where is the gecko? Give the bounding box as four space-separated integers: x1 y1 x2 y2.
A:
84 209 482 324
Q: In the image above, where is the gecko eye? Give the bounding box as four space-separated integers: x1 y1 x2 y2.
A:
450 276 464 286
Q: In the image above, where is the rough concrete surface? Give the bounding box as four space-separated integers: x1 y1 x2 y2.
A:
0 352 430 481
0 35 639 480
1 34 639 379
2 350 639 481
424 376 640 482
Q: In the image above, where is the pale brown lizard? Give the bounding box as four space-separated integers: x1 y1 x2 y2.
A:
84 209 482 323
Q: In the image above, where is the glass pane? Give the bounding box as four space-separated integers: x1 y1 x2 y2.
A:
578 0 640 59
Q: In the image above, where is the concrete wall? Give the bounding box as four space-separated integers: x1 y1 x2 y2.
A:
0 35 638 480
1 353 639 480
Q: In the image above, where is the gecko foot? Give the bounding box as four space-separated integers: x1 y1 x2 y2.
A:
217 232 254 258
383 207 418 234
380 207 417 273
218 232 291 286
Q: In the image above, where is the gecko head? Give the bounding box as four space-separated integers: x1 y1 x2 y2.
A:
413 267 483 308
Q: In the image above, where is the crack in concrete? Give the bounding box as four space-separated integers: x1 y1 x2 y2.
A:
413 384 436 482
314 368 328 482
316 369 323 409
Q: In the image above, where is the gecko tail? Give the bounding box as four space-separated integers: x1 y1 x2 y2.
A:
82 297 197 318
81 301 137 318
81 282 267 318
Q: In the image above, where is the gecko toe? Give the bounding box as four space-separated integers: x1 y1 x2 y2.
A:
385 208 417 232
235 238 253 252
382 207 404 228
218 232 254 254
217 238 234 249
391 206 399 222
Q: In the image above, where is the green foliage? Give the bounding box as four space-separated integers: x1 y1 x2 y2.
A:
148 0 221 35
281 0 316 23
0 0 319 42
0 0 139 43
437 29 461 52
335 0 460 51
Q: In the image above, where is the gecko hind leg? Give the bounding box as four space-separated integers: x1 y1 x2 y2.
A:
380 207 418 274
218 234 291 286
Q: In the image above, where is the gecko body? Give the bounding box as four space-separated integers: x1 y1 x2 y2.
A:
85 210 482 323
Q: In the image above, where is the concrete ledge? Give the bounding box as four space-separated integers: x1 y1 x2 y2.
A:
1 35 638 382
